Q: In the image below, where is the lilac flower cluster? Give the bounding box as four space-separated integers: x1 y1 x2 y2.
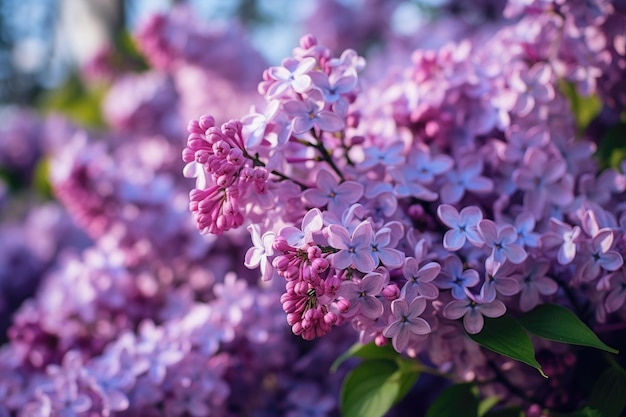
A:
184 0 626 399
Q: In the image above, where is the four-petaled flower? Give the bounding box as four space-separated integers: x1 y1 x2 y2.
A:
383 297 431 352
437 204 484 251
337 272 385 319
510 259 557 312
284 97 345 135
443 290 507 334
328 221 376 272
369 227 405 269
401 258 440 300
478 219 527 265
267 57 316 98
303 169 363 215
436 255 480 300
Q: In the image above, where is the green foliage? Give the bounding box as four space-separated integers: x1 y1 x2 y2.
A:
336 342 423 417
518 304 618 354
478 396 501 417
468 314 547 377
331 341 397 372
340 360 402 417
585 365 626 417
559 80 602 134
550 363 626 417
37 75 106 128
32 157 52 199
425 383 479 417
340 358 420 417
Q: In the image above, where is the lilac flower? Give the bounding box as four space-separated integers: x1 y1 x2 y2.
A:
245 224 276 281
510 259 557 312
513 147 573 219
382 297 431 352
322 202 367 234
303 169 363 214
478 219 527 265
134 321 186 384
441 157 493 204
575 229 623 283
542 218 581 265
368 227 405 269
309 68 358 104
328 221 376 272
436 255 480 300
513 212 541 248
443 290 507 334
241 100 283 149
279 208 324 249
337 272 385 319
284 97 345 135
510 62 555 117
392 145 453 200
481 258 521 303
86 353 135 413
604 269 626 313
437 204 483 251
401 258 440 300
212 273 255 324
359 141 405 171
267 57 316 98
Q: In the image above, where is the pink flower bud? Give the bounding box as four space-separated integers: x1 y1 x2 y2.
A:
307 246 322 260
198 114 215 131
300 34 318 50
382 284 400 301
375 334 388 347
335 298 350 313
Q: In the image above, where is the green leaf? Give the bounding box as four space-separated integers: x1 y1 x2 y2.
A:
468 314 546 377
331 341 397 372
559 80 602 133
425 383 479 417
478 396 500 417
585 366 626 417
518 304 618 354
340 359 401 417
394 356 421 403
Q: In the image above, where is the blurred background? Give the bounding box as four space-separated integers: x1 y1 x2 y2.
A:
0 0 504 105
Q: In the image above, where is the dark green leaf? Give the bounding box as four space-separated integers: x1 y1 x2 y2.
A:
586 366 626 417
340 359 401 417
331 341 397 372
518 304 618 354
394 356 421 404
469 314 546 377
425 383 479 417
